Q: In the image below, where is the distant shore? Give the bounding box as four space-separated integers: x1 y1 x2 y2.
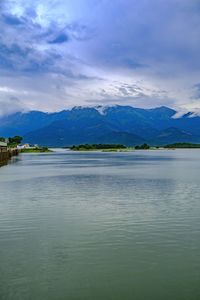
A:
69 142 200 152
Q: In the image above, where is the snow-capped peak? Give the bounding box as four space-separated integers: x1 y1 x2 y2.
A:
94 105 119 115
70 104 119 115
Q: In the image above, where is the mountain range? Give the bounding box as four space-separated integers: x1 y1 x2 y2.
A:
0 105 200 147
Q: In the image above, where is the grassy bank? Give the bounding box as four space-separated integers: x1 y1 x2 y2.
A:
164 143 200 149
20 147 52 153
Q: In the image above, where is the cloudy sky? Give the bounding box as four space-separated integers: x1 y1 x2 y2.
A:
1 0 200 115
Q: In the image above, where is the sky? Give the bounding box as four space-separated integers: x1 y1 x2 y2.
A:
1 0 200 115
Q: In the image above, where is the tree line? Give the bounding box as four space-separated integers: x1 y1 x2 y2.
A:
0 136 23 147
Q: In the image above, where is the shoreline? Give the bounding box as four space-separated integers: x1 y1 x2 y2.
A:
20 147 52 153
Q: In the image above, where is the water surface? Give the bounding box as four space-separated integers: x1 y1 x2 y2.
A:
0 150 200 300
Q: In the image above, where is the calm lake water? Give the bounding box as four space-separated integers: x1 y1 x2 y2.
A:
0 149 200 300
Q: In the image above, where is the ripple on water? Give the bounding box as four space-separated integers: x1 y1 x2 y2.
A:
0 150 200 300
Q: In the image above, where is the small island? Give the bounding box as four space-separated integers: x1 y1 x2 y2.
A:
70 144 127 151
70 143 158 151
70 142 200 151
70 143 153 151
164 143 200 149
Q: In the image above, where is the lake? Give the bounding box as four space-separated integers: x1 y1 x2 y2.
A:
0 149 200 300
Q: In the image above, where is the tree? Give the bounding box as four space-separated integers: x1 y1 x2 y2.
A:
8 136 23 146
135 143 150 150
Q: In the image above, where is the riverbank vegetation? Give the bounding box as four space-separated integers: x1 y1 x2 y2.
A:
70 143 158 151
20 147 52 153
164 143 200 148
0 136 23 148
70 142 200 151
1 136 51 154
70 144 127 151
135 143 150 150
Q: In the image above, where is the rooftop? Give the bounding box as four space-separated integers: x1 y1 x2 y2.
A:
0 141 7 147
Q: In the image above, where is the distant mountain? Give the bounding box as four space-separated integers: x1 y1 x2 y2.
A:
151 127 200 145
23 107 145 147
1 105 200 146
0 110 70 136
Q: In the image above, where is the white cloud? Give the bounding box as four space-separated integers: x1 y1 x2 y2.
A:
0 96 26 116
0 0 200 113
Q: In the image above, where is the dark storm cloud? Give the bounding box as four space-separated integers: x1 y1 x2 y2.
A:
48 33 69 44
2 13 25 25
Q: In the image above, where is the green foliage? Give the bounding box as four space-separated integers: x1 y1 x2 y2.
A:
8 136 23 146
70 144 126 151
20 147 51 153
164 143 200 148
0 136 23 147
135 143 150 150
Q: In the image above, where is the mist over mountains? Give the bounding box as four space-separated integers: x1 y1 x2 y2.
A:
0 105 200 147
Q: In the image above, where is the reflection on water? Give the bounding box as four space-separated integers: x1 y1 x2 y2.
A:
0 150 200 300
